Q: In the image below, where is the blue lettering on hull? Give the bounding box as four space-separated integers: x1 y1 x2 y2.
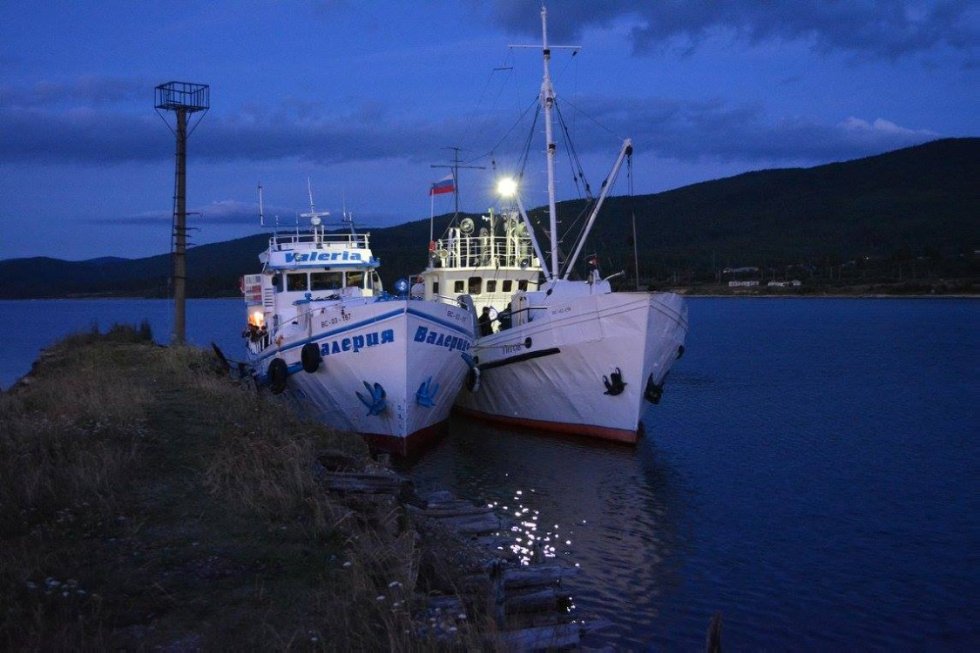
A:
320 328 394 356
413 326 471 353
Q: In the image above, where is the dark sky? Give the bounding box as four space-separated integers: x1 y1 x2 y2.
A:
2 1 977 260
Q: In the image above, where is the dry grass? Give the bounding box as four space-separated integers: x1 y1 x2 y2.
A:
0 325 493 651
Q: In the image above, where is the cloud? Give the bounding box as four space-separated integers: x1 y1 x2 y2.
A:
99 200 269 227
838 116 939 136
491 0 980 60
1 76 146 108
556 94 940 164
0 78 943 175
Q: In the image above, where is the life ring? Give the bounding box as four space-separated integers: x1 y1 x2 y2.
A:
301 342 321 373
428 240 437 253
466 366 481 393
268 358 288 394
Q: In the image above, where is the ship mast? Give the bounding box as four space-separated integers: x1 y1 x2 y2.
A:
520 6 633 283
512 6 579 282
540 6 559 280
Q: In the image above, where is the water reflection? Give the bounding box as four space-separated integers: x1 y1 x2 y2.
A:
398 414 692 648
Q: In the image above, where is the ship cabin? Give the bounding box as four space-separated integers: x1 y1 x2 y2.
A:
242 229 382 353
418 213 542 334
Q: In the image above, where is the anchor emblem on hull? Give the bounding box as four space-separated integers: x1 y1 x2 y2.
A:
415 376 440 408
356 381 387 416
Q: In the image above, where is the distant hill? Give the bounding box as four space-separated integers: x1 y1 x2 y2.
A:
1 137 976 299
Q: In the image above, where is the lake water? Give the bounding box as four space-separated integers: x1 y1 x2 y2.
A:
2 297 977 649
0 298 246 389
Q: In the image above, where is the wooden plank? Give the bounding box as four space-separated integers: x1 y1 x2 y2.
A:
406 503 493 518
320 472 410 495
438 513 502 535
503 564 579 589
504 587 569 614
494 623 581 650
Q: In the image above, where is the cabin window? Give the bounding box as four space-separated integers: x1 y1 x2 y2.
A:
503 280 513 293
518 280 528 291
454 280 465 293
272 274 283 292
432 281 439 295
347 271 364 288
486 280 497 293
311 272 343 291
468 276 482 294
287 273 308 291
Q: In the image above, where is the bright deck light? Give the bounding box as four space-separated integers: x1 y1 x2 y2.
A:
496 177 518 197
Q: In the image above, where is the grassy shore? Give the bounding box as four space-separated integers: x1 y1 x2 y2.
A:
0 325 494 650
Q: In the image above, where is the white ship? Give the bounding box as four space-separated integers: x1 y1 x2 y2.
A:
418 6 688 443
242 188 476 455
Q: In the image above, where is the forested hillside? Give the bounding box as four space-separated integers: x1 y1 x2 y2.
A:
1 138 976 298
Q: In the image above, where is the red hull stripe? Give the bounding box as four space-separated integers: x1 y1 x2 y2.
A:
453 406 639 444
360 419 449 457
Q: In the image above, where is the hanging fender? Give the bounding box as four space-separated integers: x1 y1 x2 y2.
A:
301 342 322 373
645 372 667 404
603 367 627 396
268 358 288 394
466 366 481 393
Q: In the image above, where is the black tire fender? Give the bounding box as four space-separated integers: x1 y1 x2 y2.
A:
301 342 321 373
268 358 288 394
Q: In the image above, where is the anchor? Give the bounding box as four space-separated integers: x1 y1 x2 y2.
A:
415 376 440 408
355 381 387 416
603 367 627 396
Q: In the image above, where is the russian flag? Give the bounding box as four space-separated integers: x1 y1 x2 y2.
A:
429 175 455 196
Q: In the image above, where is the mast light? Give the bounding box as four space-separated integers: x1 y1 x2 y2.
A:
497 177 518 198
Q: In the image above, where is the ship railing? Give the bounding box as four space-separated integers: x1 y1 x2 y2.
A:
270 231 370 250
431 234 536 270
245 332 271 355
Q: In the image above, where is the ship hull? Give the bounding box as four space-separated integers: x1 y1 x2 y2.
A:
251 298 474 454
454 291 687 443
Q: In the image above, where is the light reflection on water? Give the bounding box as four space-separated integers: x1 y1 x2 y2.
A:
397 416 691 649
488 488 561 565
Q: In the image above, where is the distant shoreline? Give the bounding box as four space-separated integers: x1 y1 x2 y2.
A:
669 291 979 299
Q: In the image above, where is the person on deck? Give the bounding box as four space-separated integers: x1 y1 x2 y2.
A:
478 307 493 336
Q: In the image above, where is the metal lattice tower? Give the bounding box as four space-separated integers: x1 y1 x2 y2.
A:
155 81 209 344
